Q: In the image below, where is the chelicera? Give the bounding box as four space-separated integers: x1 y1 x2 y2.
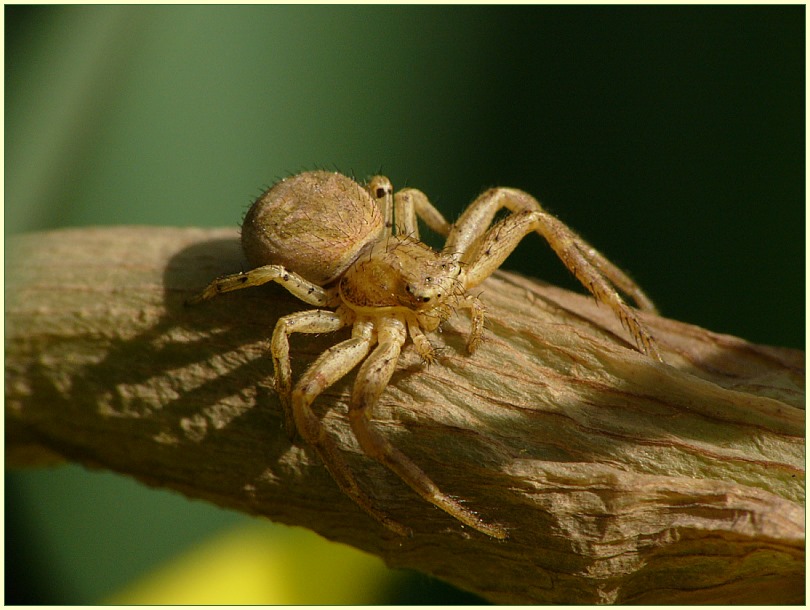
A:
189 170 661 538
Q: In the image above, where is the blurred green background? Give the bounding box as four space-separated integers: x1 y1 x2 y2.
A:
5 5 803 604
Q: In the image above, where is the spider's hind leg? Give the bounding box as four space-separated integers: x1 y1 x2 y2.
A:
186 264 337 307
271 308 350 439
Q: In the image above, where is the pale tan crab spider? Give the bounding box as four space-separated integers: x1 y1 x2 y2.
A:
189 170 661 539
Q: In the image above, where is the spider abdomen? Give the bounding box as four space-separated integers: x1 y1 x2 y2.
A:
241 171 384 285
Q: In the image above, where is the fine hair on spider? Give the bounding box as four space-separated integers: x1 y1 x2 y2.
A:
188 170 662 539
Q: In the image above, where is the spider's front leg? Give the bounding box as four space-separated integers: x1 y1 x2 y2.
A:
349 317 508 539
453 189 662 361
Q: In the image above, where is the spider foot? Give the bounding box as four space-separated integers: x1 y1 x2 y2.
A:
184 286 215 306
412 336 437 365
272 384 298 440
434 495 509 540
617 306 663 362
466 332 483 354
634 327 663 363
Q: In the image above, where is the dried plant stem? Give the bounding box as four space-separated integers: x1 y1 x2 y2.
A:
6 227 804 604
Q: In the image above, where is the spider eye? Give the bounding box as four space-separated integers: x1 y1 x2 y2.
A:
375 187 388 198
404 283 435 304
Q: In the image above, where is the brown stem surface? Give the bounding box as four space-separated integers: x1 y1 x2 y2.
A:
5 227 804 604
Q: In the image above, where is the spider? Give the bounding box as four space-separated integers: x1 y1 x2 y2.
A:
188 170 661 539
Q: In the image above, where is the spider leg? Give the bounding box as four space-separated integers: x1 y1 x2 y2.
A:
458 197 662 361
457 294 485 353
366 175 395 233
186 264 338 307
290 319 412 536
447 188 657 312
393 188 452 238
572 241 658 313
405 316 436 363
271 308 351 439
349 317 508 539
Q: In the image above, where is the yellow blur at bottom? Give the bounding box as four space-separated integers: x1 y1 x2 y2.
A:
106 522 394 605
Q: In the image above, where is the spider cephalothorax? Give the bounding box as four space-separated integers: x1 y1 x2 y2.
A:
340 238 463 330
189 170 661 538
